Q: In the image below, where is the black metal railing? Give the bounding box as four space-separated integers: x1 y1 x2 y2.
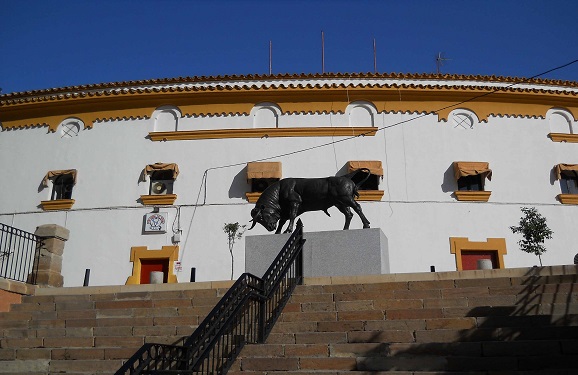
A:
0 223 41 284
116 219 305 375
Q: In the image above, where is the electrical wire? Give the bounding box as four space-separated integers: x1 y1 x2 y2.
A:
179 58 578 262
199 59 578 176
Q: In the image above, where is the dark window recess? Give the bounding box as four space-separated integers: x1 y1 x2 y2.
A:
458 175 483 191
251 178 278 193
51 174 74 200
350 173 380 191
149 170 174 195
560 174 578 194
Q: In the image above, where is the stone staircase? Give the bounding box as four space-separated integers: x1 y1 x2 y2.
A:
230 266 578 375
1 266 577 374
0 281 233 374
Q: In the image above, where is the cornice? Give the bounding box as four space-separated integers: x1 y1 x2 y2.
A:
140 194 177 206
454 191 492 202
246 189 384 203
1 74 577 131
557 194 578 205
149 127 377 141
40 199 75 211
549 133 578 143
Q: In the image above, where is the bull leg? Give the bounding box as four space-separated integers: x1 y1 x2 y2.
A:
350 200 370 228
339 198 371 229
276 218 287 234
335 204 354 230
284 202 300 233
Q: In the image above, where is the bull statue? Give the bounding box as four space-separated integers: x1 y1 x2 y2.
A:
249 169 372 234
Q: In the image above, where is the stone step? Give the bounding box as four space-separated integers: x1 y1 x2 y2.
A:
233 339 578 372
232 351 578 372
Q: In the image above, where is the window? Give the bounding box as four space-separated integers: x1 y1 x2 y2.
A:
152 106 181 132
246 162 282 202
40 169 77 210
346 101 377 127
457 174 482 191
450 109 479 130
555 164 578 204
52 174 74 200
149 170 175 195
453 161 492 201
140 163 179 205
346 161 384 201
58 118 82 139
548 108 578 143
251 103 281 128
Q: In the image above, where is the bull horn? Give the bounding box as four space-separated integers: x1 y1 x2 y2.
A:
248 219 257 230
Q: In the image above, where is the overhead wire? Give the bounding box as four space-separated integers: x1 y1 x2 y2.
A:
179 58 578 262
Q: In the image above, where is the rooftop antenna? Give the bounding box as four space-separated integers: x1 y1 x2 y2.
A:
321 30 325 74
435 52 451 74
269 40 272 75
373 37 377 73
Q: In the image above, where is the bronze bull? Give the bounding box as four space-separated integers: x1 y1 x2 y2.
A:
249 169 372 233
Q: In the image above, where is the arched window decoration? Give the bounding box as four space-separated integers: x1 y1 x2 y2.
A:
251 103 281 128
153 106 181 132
347 101 376 127
449 109 479 130
58 118 83 139
548 109 573 134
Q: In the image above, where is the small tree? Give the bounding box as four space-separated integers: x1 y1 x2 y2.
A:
223 222 246 280
510 207 553 266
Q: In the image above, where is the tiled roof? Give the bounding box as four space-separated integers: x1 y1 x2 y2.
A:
1 72 577 105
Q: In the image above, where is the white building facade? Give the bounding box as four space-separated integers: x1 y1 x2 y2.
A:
1 73 577 286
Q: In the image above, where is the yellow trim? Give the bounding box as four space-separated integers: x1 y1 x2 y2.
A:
245 192 261 203
40 199 75 211
454 191 491 202
140 194 177 206
247 190 384 203
557 194 578 204
549 133 578 143
2 84 577 131
149 127 377 141
450 237 507 271
356 190 384 201
126 245 179 285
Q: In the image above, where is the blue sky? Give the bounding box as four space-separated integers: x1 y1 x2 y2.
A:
1 0 578 94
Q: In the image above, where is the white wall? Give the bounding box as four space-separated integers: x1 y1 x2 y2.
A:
1 103 577 287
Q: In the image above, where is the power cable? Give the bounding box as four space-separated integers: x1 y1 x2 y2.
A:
202 59 578 175
180 58 578 262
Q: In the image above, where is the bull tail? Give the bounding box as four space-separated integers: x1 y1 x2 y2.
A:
347 168 372 189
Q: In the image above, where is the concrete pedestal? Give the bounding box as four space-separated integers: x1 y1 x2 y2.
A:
245 228 389 278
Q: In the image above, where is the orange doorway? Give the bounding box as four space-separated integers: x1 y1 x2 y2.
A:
449 237 507 271
461 250 498 270
140 259 169 284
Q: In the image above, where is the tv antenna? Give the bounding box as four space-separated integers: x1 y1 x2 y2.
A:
435 52 451 74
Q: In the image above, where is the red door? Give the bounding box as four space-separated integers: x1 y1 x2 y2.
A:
461 250 498 270
140 259 169 284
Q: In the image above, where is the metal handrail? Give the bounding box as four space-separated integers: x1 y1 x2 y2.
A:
116 219 305 375
0 223 41 284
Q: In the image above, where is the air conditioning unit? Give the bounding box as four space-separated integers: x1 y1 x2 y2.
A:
150 180 173 195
